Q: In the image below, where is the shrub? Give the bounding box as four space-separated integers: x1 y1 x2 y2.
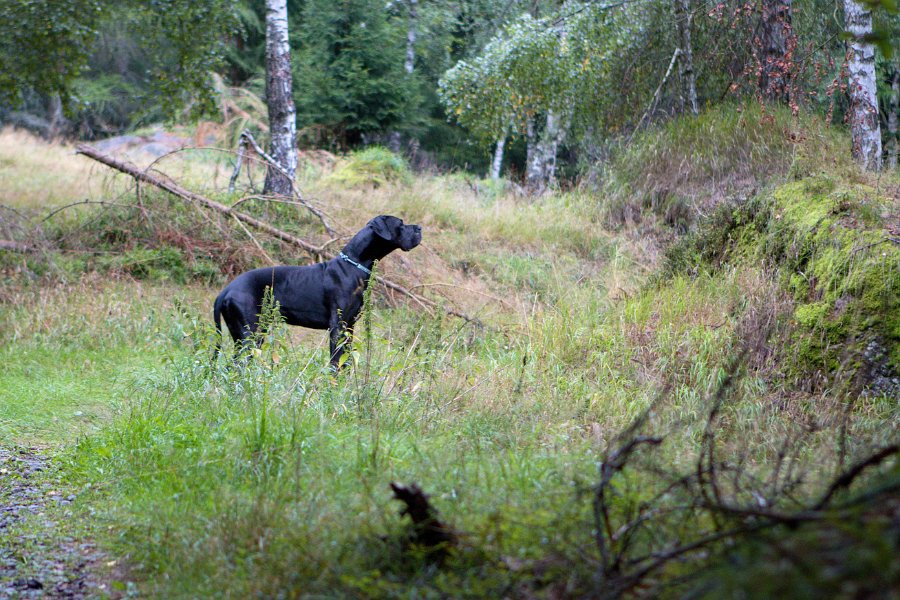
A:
328 147 411 188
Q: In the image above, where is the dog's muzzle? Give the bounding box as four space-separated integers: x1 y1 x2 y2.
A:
401 225 422 251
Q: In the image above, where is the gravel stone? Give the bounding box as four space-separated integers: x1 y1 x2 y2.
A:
0 447 111 599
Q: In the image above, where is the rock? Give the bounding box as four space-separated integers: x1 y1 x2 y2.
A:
14 577 43 590
92 128 191 159
0 447 112 599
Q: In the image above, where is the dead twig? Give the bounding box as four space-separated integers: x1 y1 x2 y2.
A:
40 199 138 224
231 214 277 266
236 131 337 237
813 444 899 510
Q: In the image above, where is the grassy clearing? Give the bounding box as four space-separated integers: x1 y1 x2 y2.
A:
1 103 897 597
0 279 206 444
0 128 109 209
599 102 855 232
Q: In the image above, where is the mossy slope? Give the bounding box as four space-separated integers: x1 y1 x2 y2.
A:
666 174 899 393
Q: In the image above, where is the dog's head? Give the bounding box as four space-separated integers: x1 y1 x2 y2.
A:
368 215 422 252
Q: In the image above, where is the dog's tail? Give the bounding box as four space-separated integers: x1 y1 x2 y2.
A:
212 293 224 362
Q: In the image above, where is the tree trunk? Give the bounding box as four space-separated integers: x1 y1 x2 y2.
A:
757 0 793 103
525 112 564 192
490 135 505 180
540 111 563 185
263 0 297 195
525 117 539 186
674 0 698 115
47 94 66 139
888 62 898 170
404 0 418 75
844 0 882 171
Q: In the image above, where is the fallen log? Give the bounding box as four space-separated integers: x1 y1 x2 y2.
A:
75 144 481 325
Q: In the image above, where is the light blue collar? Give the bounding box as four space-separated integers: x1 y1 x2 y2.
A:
339 252 372 275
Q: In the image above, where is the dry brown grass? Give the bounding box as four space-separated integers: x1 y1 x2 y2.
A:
0 127 116 209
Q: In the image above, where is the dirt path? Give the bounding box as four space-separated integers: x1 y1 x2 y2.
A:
0 447 108 599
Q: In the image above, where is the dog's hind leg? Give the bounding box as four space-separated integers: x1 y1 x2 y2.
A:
220 296 260 362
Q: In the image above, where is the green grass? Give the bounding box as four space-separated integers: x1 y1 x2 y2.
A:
0 345 160 444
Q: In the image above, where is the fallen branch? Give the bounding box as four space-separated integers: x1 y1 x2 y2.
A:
75 144 482 326
631 48 682 140
76 143 327 259
235 130 337 237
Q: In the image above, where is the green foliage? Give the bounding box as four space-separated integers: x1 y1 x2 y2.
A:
0 0 241 121
293 0 418 146
439 13 577 144
328 147 412 187
0 0 103 106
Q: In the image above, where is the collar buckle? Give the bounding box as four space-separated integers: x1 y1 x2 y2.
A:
339 252 372 275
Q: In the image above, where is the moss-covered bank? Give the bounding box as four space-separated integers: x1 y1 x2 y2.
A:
664 174 899 395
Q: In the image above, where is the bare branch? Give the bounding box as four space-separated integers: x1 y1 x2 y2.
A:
238 130 337 236
814 444 899 510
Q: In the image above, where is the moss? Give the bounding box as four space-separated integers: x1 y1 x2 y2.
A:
661 175 899 389
327 147 411 188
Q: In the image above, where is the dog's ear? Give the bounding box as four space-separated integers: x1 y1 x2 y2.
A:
369 215 402 240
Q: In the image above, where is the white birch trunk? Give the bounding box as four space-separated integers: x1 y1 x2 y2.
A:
540 111 563 185
263 0 298 195
675 0 698 115
844 0 882 171
889 63 898 171
405 0 418 75
490 135 506 180
525 117 539 186
525 112 564 192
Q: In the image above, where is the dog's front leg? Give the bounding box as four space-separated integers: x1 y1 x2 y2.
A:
328 313 350 371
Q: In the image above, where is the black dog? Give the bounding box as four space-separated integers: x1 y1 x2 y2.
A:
214 215 422 368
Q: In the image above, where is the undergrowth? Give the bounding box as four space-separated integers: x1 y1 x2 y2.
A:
662 174 900 393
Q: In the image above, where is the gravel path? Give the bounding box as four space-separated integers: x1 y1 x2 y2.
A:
0 447 108 599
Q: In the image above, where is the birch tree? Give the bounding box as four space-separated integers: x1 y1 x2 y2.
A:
844 0 882 170
757 0 794 102
674 0 698 115
439 14 574 188
404 0 418 75
490 134 506 179
888 61 899 170
263 0 297 195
